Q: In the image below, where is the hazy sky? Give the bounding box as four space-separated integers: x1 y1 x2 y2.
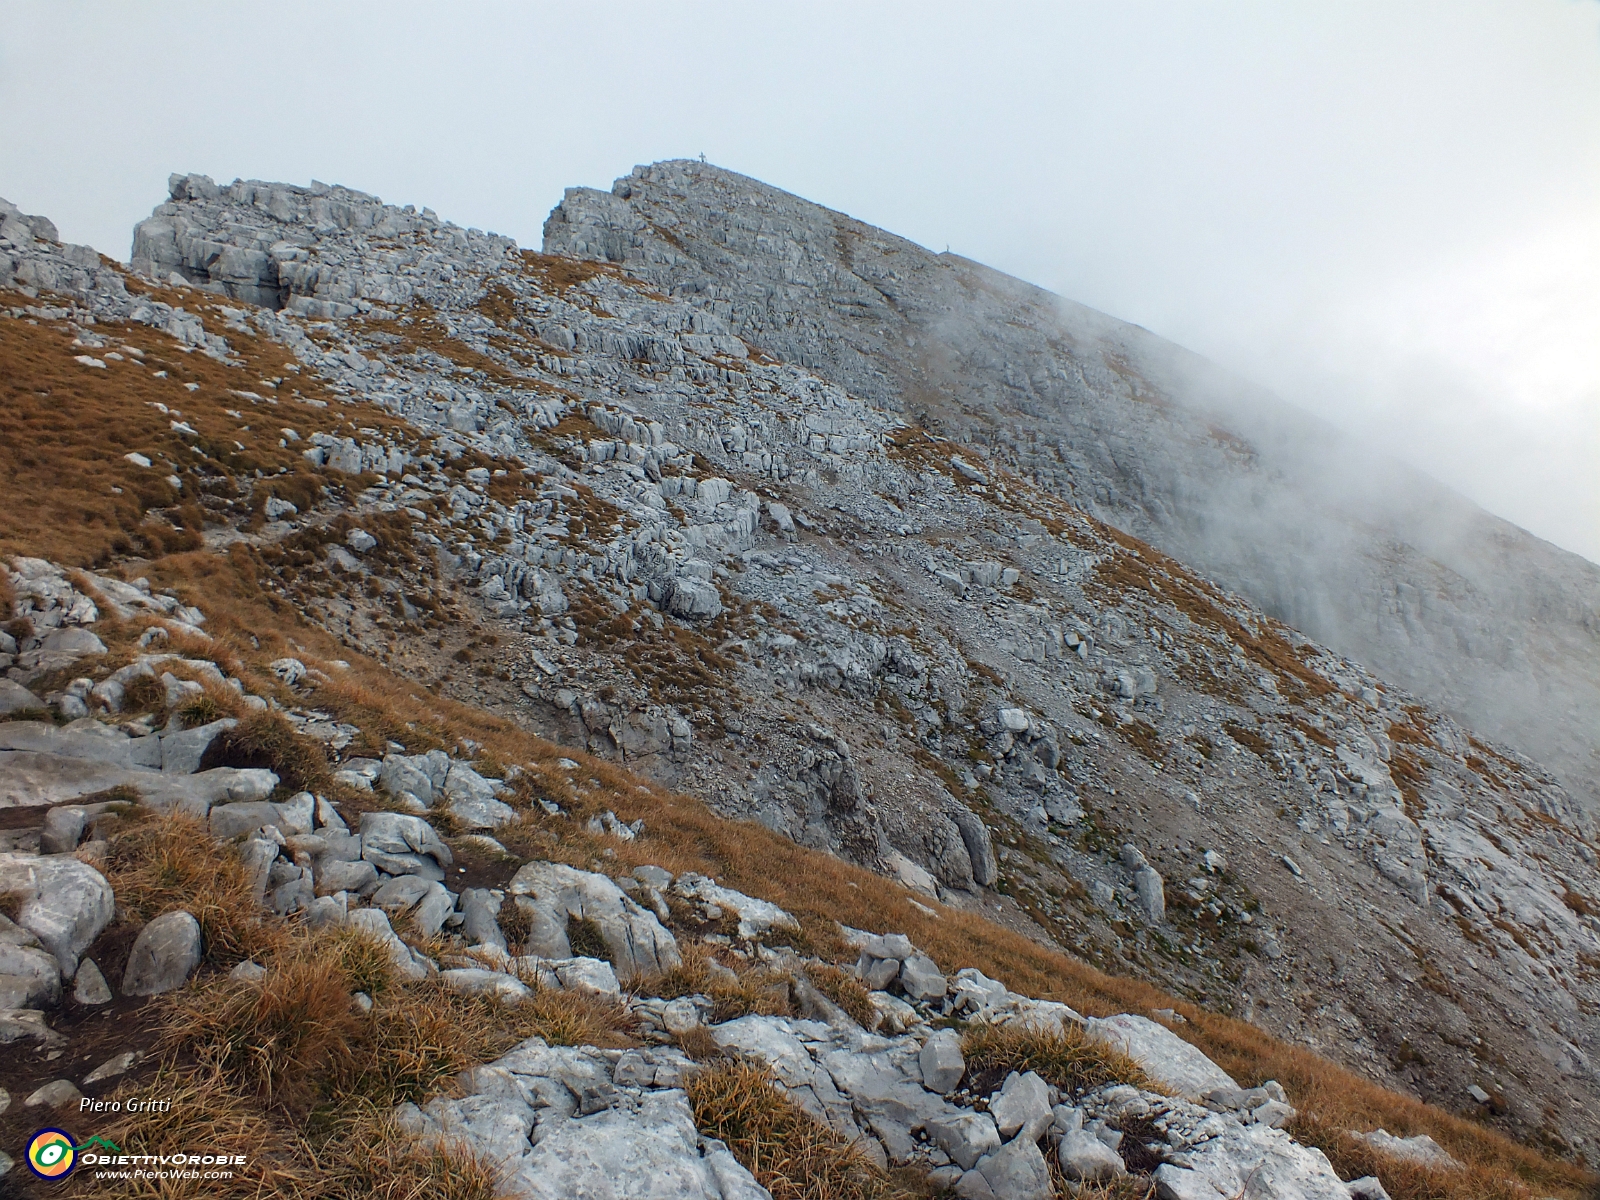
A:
6 2 1597 562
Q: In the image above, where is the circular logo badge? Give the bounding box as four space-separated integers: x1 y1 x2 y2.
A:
27 1128 77 1179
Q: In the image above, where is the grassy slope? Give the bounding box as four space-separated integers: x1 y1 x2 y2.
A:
1 291 1591 1200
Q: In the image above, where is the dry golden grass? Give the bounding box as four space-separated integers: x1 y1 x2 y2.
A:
1051 1170 1156 1200
100 809 288 968
961 1021 1149 1097
804 961 875 1027
163 936 366 1114
688 1060 919 1200
77 1065 318 1199
201 708 334 793
305 1111 503 1200
649 940 795 1023
507 977 639 1050
0 287 417 567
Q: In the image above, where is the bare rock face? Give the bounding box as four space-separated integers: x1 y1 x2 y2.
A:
0 852 114 977
508 862 681 978
544 160 1600 825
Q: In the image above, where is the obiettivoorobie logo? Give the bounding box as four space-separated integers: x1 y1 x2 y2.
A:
26 1129 122 1180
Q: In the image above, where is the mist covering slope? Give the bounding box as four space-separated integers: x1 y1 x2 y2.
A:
543 162 1600 819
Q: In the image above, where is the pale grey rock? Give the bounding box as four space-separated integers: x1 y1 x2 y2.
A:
0 680 43 714
950 967 1012 1014
273 874 313 919
459 887 507 950
229 960 266 983
315 794 348 832
542 955 622 997
969 1135 1052 1200
948 807 998 887
83 1050 140 1084
1057 1129 1125 1181
316 858 378 895
661 996 700 1034
1150 1118 1352 1200
818 1039 952 1158
659 575 723 620
859 955 900 991
73 958 112 1004
442 762 516 829
39 627 105 656
440 968 534 1004
303 895 347 928
0 1008 65 1046
39 806 88 855
237 835 280 902
708 1015 866 1142
359 810 452 880
407 1090 537 1170
1085 1013 1237 1101
861 932 914 960
670 873 798 938
0 851 114 976
503 1088 769 1199
159 718 236 773
898 952 947 1000
372 875 455 935
0 943 61 1008
633 864 673 889
209 800 283 839
0 751 276 815
1251 1098 1296 1128
864 989 917 1035
508 860 680 978
925 1111 1000 1170
989 1070 1051 1138
122 910 202 995
1352 1129 1464 1171
0 914 38 948
345 908 433 982
1345 1178 1393 1200
274 790 314 835
25 1079 83 1109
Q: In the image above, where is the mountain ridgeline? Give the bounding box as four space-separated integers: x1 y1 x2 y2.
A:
0 160 1595 1174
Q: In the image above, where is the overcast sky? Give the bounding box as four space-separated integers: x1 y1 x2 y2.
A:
6 2 1597 562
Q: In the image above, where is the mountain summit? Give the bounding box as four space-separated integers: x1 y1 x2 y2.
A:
544 161 1600 824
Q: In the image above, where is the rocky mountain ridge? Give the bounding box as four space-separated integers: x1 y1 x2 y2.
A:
0 165 1596 1183
543 162 1600 823
0 560 1403 1200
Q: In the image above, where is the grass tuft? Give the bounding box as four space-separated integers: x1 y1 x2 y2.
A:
162 937 362 1115
565 911 610 960
688 1060 912 1200
200 708 332 792
961 1021 1149 1097
101 809 286 967
804 961 874 1027
651 941 795 1023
